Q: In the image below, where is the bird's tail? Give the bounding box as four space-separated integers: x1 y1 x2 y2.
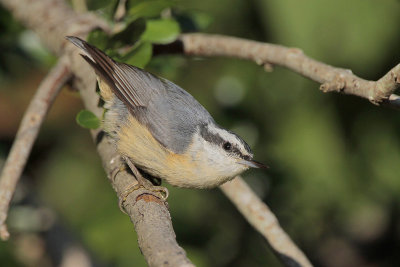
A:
66 36 146 107
66 36 115 88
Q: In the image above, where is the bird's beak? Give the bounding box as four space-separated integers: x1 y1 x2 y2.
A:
238 159 269 169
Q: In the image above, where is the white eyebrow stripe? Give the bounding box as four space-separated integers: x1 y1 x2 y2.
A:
206 125 251 156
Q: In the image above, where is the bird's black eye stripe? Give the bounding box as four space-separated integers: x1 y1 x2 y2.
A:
223 142 232 151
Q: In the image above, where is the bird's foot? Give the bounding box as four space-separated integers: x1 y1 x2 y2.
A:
117 157 169 213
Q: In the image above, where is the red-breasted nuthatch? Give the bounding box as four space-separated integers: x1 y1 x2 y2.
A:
67 36 267 190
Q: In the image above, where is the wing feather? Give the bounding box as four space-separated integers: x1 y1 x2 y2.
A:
66 36 146 107
66 36 213 153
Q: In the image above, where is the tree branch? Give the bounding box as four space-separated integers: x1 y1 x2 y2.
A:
94 133 194 267
0 57 71 240
220 177 312 267
178 33 400 108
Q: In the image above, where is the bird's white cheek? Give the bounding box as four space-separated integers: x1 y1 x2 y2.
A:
189 137 246 179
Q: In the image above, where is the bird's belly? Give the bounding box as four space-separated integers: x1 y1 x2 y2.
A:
117 115 169 176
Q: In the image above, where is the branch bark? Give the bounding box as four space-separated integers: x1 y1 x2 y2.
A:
0 57 71 240
178 33 400 108
94 133 193 267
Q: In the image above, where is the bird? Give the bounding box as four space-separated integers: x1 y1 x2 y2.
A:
66 36 267 192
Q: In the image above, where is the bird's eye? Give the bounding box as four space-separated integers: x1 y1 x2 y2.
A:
223 142 232 151
242 155 251 161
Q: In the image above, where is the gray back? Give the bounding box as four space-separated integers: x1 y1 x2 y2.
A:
131 74 214 153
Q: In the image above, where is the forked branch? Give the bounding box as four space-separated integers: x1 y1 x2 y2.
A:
178 33 400 108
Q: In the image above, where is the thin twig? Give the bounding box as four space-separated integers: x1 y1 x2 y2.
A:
114 0 127 21
71 0 87 13
179 33 400 108
0 57 71 240
220 177 312 267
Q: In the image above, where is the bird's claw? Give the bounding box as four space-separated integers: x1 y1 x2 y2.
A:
115 156 169 214
118 182 169 214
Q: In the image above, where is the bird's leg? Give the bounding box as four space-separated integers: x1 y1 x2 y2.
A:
110 154 128 180
119 156 169 210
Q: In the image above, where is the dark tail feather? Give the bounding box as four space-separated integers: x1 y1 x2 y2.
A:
66 36 146 107
65 36 115 76
65 36 87 53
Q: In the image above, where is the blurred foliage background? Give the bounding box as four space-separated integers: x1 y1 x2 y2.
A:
1 0 400 266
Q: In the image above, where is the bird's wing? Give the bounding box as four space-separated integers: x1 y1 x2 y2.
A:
67 36 213 153
138 78 214 153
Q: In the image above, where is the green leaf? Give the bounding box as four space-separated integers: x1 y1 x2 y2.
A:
140 19 180 44
127 0 173 21
188 11 213 31
109 18 146 48
175 11 213 33
87 0 119 21
120 42 152 68
87 29 109 50
76 110 101 129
